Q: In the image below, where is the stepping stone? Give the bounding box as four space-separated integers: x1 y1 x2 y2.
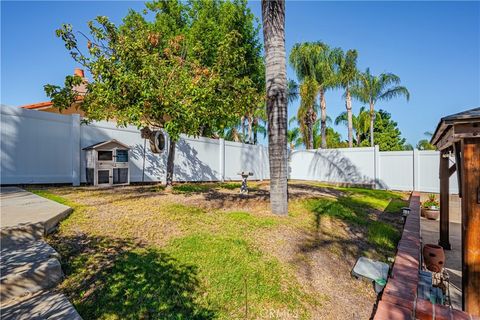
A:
1 290 82 320
0 240 63 304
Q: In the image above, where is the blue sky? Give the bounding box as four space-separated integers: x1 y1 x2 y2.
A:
1 1 479 146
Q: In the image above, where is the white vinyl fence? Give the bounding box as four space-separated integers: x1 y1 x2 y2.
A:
1 106 457 194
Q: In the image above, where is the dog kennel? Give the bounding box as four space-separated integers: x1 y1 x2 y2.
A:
83 139 130 186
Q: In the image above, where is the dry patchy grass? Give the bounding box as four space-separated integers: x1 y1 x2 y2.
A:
30 181 407 320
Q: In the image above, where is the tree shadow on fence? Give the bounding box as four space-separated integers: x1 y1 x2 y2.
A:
306 149 388 189
47 233 215 320
174 139 219 182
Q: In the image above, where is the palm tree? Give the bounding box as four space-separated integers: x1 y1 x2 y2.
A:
351 68 410 146
289 43 318 149
287 116 303 149
335 106 370 146
290 42 340 149
336 49 359 147
262 0 288 215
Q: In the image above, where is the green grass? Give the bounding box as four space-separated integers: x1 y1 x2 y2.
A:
305 186 404 253
36 190 310 319
34 184 402 319
172 183 212 194
367 221 400 251
217 182 242 190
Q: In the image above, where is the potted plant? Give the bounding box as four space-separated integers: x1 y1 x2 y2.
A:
422 194 440 220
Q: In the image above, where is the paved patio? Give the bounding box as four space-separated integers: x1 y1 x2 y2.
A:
420 197 462 310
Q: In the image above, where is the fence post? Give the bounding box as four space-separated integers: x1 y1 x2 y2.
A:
413 148 419 191
71 114 81 186
374 145 380 189
219 138 225 182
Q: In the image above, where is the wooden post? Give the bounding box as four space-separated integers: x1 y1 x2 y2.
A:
461 138 480 315
439 150 451 250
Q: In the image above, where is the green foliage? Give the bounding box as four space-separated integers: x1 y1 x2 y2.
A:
289 42 342 149
335 106 370 146
369 109 408 151
351 68 410 107
423 194 439 208
45 0 263 142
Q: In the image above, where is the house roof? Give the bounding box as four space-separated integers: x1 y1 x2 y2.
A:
82 139 130 150
20 101 54 110
431 107 480 146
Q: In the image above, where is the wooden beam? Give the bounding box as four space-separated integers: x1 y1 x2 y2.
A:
436 126 456 151
454 142 462 197
439 150 451 250
448 163 457 177
461 138 480 315
454 122 480 139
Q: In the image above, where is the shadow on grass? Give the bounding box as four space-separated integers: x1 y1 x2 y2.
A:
47 233 215 320
302 191 406 261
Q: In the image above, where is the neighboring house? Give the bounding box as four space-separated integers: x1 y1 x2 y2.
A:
20 68 87 116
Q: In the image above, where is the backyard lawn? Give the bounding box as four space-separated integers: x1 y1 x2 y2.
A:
30 181 407 320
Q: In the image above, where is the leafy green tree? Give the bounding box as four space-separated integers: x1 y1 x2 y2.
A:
262 0 288 215
365 109 408 151
335 49 359 147
416 131 436 150
351 68 410 146
45 0 263 186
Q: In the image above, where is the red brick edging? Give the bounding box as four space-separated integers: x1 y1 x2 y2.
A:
373 193 477 320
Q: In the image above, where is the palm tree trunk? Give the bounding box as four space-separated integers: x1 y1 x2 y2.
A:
320 89 327 149
369 102 375 147
247 116 253 144
253 118 258 145
262 0 288 215
241 116 246 143
346 88 353 148
166 139 176 187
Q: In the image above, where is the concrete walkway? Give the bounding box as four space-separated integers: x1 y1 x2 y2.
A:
0 187 81 319
421 217 462 310
1 187 72 235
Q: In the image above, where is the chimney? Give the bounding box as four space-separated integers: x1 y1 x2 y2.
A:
74 68 85 78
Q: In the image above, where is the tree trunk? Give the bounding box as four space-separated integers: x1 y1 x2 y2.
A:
247 116 253 144
253 118 258 145
304 109 314 149
320 89 327 149
369 102 375 147
346 88 353 148
262 0 288 215
166 139 176 187
241 116 246 143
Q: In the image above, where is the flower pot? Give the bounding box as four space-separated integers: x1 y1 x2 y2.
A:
423 208 439 220
423 244 445 273
421 208 426 217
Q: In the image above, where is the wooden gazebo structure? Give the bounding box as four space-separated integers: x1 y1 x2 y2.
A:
431 107 480 315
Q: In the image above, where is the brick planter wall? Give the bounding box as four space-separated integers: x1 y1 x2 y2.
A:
373 193 478 320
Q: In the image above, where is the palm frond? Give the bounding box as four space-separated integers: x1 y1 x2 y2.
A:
378 86 410 102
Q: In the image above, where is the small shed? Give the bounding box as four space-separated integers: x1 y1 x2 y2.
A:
431 107 480 315
83 139 130 186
